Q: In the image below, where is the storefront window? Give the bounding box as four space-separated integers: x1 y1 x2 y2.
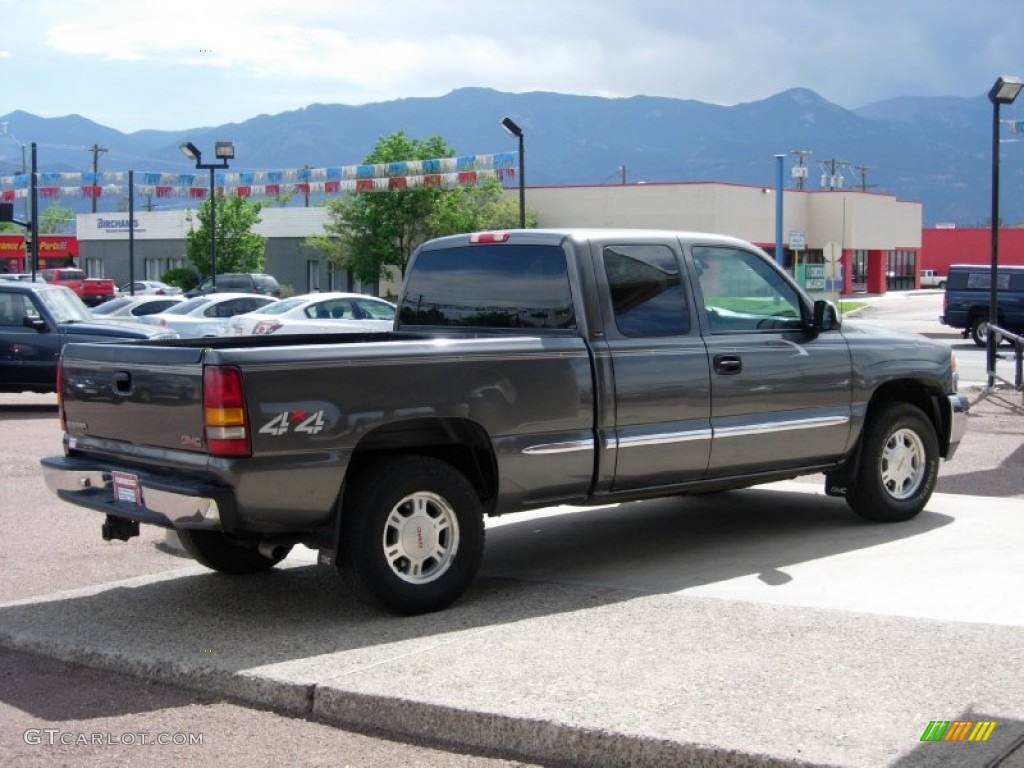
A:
886 250 917 291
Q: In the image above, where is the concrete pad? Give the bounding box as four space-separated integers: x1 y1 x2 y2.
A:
1 484 1022 767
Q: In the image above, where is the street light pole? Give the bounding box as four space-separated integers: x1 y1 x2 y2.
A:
501 117 525 229
987 76 1023 390
179 141 235 285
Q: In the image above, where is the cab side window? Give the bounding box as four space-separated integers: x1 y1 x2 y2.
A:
694 246 803 333
602 244 690 337
0 294 34 325
0 295 19 325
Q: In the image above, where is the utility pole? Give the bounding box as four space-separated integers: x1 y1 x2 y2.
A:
854 165 877 192
790 149 811 190
818 158 849 190
1 122 30 224
87 144 108 213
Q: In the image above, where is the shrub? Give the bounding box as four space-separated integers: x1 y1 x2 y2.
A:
161 267 199 292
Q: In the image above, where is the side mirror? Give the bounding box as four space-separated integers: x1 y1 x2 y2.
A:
811 300 841 333
23 315 48 333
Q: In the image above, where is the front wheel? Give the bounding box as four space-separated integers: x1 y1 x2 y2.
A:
177 530 292 574
339 456 485 615
846 402 939 523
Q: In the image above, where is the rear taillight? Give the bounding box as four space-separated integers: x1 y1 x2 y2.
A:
253 320 281 335
203 365 251 457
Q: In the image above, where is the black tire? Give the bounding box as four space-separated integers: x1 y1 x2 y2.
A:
846 402 939 523
176 530 291 574
338 456 484 615
970 319 1003 348
970 317 991 347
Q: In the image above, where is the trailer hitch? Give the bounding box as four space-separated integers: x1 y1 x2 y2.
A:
102 515 140 542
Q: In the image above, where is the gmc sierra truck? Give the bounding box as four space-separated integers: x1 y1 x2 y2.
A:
41 229 969 615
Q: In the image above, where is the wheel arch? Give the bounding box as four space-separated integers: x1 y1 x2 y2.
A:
865 380 950 456
341 417 498 515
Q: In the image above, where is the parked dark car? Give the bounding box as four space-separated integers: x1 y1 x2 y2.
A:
185 273 281 298
939 264 1024 346
0 282 178 394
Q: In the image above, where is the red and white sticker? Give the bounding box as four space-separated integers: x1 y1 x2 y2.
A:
111 471 142 505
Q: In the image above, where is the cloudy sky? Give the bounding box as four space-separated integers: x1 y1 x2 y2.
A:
1 0 1022 133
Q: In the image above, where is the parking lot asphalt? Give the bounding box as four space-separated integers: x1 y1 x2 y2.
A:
1 385 1022 767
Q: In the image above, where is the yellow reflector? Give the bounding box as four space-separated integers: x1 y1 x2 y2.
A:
205 406 245 427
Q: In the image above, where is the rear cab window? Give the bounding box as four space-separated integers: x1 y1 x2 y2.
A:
398 243 576 330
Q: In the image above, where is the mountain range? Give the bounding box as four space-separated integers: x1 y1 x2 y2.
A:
2 86 1022 228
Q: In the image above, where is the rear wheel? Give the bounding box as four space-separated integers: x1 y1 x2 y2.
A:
970 317 994 347
176 530 291 574
338 456 484 615
846 402 939 523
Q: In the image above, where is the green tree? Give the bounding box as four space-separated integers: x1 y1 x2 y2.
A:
427 179 536 236
307 132 455 283
185 195 267 278
39 204 75 234
308 131 535 283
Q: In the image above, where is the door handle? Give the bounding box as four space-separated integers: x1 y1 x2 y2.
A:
112 370 132 393
713 354 742 375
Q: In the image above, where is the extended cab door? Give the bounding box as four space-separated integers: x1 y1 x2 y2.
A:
591 240 712 492
691 245 852 475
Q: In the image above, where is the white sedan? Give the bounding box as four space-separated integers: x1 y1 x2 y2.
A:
140 293 278 338
226 292 395 336
91 294 186 323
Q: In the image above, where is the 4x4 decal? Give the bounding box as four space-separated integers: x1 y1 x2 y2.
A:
259 409 326 436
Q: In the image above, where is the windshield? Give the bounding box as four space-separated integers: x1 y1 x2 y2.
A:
163 296 213 315
258 298 305 316
38 287 93 323
91 297 133 315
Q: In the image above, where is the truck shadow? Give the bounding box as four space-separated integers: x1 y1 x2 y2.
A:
0 486 954 722
0 403 58 421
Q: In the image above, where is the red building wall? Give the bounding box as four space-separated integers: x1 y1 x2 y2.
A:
0 234 79 273
920 228 1024 276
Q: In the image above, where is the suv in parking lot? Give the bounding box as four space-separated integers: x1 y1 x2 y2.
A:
185 273 281 298
940 264 1024 346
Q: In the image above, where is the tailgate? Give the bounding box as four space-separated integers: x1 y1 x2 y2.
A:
61 342 208 452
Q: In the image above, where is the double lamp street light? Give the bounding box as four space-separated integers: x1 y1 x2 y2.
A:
180 140 235 284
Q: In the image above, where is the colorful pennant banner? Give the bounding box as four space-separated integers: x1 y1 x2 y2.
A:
0 152 518 202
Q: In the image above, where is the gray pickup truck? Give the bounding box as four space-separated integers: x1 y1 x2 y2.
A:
42 229 969 614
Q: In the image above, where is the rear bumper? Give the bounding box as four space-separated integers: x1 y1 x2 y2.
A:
945 393 970 460
40 455 228 530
